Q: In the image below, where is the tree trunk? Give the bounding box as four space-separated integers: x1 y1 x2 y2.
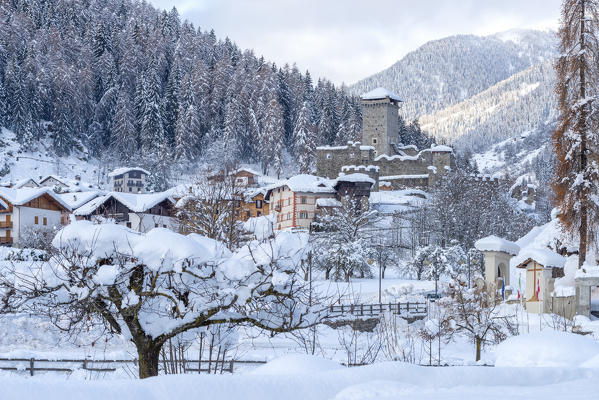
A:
475 337 482 362
137 342 162 379
579 0 588 268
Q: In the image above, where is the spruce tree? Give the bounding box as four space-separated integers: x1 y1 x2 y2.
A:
111 87 137 160
554 0 599 266
294 101 316 174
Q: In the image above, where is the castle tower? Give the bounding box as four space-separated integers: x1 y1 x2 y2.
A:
360 87 402 157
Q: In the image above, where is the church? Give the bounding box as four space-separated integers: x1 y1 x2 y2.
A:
316 87 454 191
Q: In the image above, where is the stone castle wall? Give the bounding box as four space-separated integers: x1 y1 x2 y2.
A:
361 98 399 156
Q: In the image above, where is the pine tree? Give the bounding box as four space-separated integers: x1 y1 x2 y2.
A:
162 64 181 147
553 0 599 266
294 101 316 173
261 96 284 176
0 78 7 127
174 76 201 161
140 67 166 155
111 87 137 160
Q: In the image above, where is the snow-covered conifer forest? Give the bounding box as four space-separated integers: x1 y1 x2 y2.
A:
1 0 599 399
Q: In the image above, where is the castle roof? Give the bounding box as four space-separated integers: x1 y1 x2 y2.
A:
361 87 402 102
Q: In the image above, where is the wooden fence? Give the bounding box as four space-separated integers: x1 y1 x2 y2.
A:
329 302 427 317
0 357 267 376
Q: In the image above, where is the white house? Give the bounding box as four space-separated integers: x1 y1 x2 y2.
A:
108 167 149 193
0 187 71 246
74 191 177 232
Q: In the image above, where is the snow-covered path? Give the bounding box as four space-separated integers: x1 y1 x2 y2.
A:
2 362 598 400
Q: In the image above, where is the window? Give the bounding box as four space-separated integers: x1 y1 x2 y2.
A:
372 138 377 144
43 217 47 226
326 153 331 159
288 199 291 206
287 212 291 220
163 225 167 228
301 197 307 204
257 211 261 216
34 216 38 225
349 153 355 159
299 211 308 219
256 200 263 208
155 223 159 228
126 222 132 228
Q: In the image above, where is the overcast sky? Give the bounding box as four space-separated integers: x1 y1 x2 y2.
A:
148 0 561 85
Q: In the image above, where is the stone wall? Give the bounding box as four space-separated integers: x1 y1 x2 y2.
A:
316 142 375 179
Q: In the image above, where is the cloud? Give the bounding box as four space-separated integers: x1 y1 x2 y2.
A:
149 0 561 85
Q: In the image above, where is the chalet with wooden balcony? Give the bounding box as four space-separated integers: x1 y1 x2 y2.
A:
73 191 176 232
0 187 71 246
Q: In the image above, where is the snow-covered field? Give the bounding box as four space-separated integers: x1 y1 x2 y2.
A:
2 356 598 400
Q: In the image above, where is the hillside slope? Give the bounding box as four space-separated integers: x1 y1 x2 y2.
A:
420 61 557 152
350 30 556 121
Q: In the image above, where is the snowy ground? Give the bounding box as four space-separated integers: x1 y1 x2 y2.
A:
1 358 598 400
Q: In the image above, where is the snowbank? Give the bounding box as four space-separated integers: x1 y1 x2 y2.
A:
249 355 343 375
2 362 599 400
474 235 520 255
495 331 599 367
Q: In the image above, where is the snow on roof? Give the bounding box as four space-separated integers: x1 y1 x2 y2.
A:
74 191 174 215
316 198 342 208
380 174 429 180
474 235 520 256
428 145 453 153
316 141 375 151
0 187 71 210
12 178 39 189
58 190 104 210
335 173 375 186
108 167 150 177
513 247 566 269
361 87 403 102
369 189 428 206
39 175 68 185
274 175 335 194
234 167 262 176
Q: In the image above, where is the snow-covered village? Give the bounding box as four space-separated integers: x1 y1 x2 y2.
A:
1 0 599 399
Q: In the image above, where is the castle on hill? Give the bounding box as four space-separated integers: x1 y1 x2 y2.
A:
316 87 454 191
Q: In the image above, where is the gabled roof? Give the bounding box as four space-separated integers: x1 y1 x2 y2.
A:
279 175 335 194
13 178 39 189
108 167 150 178
0 187 71 211
361 87 402 102
513 247 566 269
39 175 68 186
58 190 104 210
74 191 175 216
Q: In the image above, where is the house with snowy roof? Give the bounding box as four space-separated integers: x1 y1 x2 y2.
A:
316 88 454 191
108 167 149 193
0 187 71 246
74 191 176 232
267 174 337 231
0 178 40 189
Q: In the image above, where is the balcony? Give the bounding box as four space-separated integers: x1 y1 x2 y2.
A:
0 237 13 244
0 221 12 228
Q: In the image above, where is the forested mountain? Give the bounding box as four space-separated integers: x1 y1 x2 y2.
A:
0 0 361 188
421 61 557 152
351 29 556 120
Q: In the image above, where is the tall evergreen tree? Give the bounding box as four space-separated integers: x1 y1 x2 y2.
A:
111 87 137 160
553 0 599 266
294 101 316 174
